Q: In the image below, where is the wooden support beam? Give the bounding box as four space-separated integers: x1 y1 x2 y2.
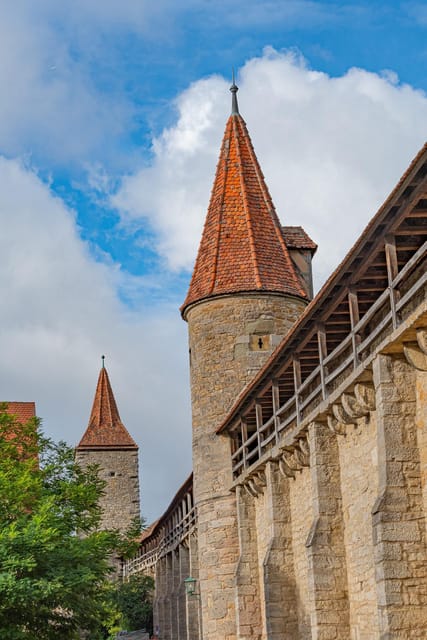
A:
353 284 388 292
406 209 427 217
293 358 302 427
324 318 352 326
272 380 280 443
348 289 361 369
393 225 427 235
255 403 263 458
241 419 248 470
317 325 328 400
385 235 400 329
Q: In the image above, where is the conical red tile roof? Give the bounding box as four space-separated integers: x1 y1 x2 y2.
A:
77 366 138 450
181 108 307 317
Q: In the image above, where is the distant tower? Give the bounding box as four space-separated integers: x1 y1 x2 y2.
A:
181 81 315 638
75 361 140 533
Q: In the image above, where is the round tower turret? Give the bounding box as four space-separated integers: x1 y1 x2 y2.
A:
181 84 310 639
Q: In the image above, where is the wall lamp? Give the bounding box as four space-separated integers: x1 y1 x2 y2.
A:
184 576 197 596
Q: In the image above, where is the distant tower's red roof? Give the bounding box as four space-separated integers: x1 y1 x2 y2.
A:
77 365 138 450
3 402 36 423
181 84 307 317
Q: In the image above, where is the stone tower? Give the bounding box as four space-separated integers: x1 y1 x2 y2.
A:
181 83 314 639
76 362 140 533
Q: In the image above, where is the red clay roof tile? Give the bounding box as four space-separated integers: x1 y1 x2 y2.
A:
181 113 307 316
281 226 317 252
3 402 36 423
77 367 137 450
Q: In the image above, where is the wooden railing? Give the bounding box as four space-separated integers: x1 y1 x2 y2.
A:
230 238 427 479
123 489 196 577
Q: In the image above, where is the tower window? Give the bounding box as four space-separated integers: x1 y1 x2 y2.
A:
249 334 271 351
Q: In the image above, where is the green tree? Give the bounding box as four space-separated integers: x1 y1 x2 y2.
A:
0 407 140 639
114 573 154 634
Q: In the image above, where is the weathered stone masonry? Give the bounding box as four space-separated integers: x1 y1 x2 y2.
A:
125 97 427 639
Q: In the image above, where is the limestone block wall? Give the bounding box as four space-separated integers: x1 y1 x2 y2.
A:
152 539 201 640
416 368 427 541
235 487 263 640
254 488 269 635
186 293 306 640
75 448 140 532
238 462 299 640
338 414 380 639
289 466 313 638
372 354 427 638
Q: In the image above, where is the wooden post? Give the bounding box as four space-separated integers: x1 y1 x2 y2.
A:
348 289 361 368
241 418 248 471
272 380 280 443
293 358 302 427
317 325 328 399
385 235 400 330
255 402 263 459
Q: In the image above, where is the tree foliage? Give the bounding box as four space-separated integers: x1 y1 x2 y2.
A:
114 573 154 634
0 407 140 639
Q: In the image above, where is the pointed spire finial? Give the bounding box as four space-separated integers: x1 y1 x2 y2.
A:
101 354 105 369
230 69 239 115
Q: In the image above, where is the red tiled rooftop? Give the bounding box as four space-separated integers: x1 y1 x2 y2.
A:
3 402 36 424
77 366 138 450
281 226 317 252
181 112 307 316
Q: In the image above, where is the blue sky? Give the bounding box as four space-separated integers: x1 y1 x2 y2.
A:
0 0 426 520
35 2 427 275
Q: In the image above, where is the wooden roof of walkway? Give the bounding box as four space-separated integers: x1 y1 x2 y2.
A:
217 141 427 479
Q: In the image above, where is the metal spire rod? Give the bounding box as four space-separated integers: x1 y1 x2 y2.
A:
101 354 105 368
230 68 239 115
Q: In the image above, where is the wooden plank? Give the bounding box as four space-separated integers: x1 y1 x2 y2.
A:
393 227 427 235
348 289 361 368
393 241 423 250
319 286 348 323
393 240 427 287
255 403 263 458
323 333 353 367
407 210 427 217
272 380 280 443
324 318 352 326
293 358 302 427
317 325 328 399
357 310 393 353
385 235 399 283
241 419 248 470
396 269 427 312
385 235 400 329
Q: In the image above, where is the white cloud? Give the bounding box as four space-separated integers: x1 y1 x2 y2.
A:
0 157 191 522
0 3 133 166
113 75 229 269
113 48 427 289
1 47 427 526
